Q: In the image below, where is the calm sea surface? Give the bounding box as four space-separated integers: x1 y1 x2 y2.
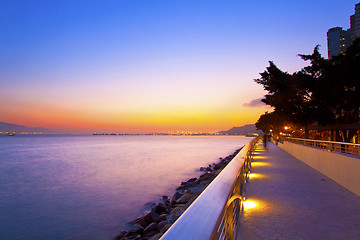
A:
0 135 251 240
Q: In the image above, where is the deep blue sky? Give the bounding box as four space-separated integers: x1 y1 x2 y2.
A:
0 0 358 132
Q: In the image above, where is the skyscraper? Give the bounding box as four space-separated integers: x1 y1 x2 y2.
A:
327 27 351 59
351 3 360 41
327 2 360 59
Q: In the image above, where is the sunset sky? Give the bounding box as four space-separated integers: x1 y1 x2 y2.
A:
1 0 357 133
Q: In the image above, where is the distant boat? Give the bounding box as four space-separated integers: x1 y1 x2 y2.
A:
6 133 15 136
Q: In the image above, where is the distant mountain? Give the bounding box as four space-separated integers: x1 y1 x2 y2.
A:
217 124 263 135
0 122 53 133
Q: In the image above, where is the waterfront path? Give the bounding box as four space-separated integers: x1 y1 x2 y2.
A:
236 141 360 240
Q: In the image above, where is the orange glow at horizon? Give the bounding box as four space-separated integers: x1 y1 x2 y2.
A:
1 93 268 133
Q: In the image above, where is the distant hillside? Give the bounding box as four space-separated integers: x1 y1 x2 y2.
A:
0 122 53 133
218 124 263 135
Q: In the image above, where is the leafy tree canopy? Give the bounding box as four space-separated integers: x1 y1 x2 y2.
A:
255 38 360 140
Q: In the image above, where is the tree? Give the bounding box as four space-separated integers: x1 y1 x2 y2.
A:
255 39 360 142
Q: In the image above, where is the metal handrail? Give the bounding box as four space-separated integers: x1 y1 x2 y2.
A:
284 137 360 157
160 137 261 240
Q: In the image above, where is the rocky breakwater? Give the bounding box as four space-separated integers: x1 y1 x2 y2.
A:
114 147 243 240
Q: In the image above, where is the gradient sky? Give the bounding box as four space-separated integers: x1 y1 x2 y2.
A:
1 0 357 133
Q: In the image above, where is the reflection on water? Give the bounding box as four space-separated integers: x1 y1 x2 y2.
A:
0 135 251 240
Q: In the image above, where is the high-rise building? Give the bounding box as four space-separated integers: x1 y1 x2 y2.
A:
327 2 360 59
327 27 351 59
350 3 360 41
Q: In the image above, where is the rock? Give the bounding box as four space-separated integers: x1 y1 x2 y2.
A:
187 184 206 194
144 222 158 236
114 230 127 240
180 179 198 189
171 192 183 204
200 167 207 171
213 163 223 170
126 224 144 237
170 206 184 216
145 231 158 238
160 223 173 233
152 203 166 214
156 214 168 222
157 220 167 231
134 211 160 228
176 192 197 204
198 172 215 182
175 185 185 193
162 195 168 201
126 235 142 240
148 233 163 240
214 169 222 175
183 196 197 209
187 177 197 183
166 214 178 224
164 200 171 212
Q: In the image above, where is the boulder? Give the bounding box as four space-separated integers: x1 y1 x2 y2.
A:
126 224 144 237
165 214 178 224
114 230 127 240
171 192 183 204
145 231 158 238
152 203 166 214
160 223 173 233
144 222 158 236
187 177 197 183
125 235 142 240
157 220 167 231
148 233 163 240
198 172 215 182
164 200 171 213
187 184 206 194
134 211 160 228
155 214 168 223
175 185 185 193
170 206 184 216
213 163 223 170
176 192 197 204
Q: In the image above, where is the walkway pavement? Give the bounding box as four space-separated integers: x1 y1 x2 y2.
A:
236 141 360 240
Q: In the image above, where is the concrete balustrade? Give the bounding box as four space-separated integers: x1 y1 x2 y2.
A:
278 139 360 197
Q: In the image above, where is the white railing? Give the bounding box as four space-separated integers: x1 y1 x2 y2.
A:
160 137 261 240
285 137 360 157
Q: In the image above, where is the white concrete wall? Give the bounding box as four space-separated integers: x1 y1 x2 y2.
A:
277 141 360 197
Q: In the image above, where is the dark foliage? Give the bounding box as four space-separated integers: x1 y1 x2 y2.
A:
255 39 360 141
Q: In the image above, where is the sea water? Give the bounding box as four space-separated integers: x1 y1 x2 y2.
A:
0 135 251 240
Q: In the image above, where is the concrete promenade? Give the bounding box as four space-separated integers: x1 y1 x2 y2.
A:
236 141 360 240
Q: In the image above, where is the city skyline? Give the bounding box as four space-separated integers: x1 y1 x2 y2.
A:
327 2 360 59
1 0 357 133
